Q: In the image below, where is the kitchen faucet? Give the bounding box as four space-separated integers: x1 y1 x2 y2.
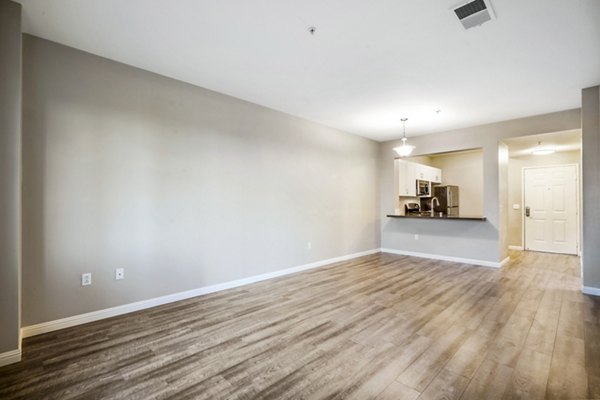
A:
431 197 440 216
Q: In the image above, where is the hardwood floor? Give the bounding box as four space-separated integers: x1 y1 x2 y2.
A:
1 251 599 399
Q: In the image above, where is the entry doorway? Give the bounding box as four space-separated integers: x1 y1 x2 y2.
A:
523 164 578 255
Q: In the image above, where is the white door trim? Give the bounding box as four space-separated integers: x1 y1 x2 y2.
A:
521 163 579 254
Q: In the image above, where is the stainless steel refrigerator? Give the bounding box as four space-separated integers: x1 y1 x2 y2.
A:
433 185 459 216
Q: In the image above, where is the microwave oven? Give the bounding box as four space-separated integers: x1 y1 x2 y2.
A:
416 180 431 197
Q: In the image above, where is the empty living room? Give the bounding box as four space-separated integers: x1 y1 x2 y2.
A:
1 0 600 399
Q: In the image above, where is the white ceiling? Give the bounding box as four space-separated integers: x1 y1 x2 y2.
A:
504 129 581 157
16 0 600 141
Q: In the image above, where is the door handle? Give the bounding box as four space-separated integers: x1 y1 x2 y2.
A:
525 206 530 217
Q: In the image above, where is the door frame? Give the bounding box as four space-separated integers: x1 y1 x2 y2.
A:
521 163 580 255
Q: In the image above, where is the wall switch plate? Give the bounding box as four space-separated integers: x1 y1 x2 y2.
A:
512 204 521 210
414 234 419 240
307 242 312 250
115 268 124 280
81 273 92 286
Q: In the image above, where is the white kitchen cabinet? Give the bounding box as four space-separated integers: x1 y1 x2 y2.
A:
428 166 442 183
395 160 443 197
396 160 417 197
414 164 442 184
415 164 427 180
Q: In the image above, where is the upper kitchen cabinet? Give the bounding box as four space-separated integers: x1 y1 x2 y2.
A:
396 159 417 197
431 166 442 183
416 164 442 184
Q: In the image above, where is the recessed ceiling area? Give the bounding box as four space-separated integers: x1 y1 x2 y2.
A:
503 129 581 158
15 0 600 141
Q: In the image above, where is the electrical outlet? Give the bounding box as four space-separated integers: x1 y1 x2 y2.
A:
81 273 92 286
115 268 124 280
414 234 419 241
307 242 312 250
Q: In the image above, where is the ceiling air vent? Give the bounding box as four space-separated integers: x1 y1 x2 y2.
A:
452 0 496 30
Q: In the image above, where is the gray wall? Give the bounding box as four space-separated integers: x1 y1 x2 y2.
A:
507 150 581 248
0 0 22 355
582 86 600 289
21 35 380 326
380 109 581 263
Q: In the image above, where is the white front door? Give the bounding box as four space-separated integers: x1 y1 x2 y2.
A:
523 165 578 255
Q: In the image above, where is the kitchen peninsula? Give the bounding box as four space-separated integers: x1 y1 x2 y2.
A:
386 213 486 221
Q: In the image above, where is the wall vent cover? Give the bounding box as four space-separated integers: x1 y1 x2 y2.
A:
452 0 496 30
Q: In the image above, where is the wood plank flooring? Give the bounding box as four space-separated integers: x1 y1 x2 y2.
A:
1 251 599 399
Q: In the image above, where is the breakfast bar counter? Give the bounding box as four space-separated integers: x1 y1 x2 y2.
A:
386 213 487 221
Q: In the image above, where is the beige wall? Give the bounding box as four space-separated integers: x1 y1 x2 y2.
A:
404 155 432 164
428 150 484 216
582 86 600 290
507 150 581 248
21 35 380 326
0 0 22 356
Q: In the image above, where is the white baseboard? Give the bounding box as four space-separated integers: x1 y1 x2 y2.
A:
21 248 380 338
0 349 21 367
508 245 524 251
380 248 504 268
582 286 600 296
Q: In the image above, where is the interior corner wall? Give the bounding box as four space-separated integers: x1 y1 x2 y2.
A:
379 108 581 263
21 35 380 326
498 143 509 260
582 85 600 290
0 0 22 355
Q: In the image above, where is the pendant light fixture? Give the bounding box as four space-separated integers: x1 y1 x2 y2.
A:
531 141 556 155
393 118 415 157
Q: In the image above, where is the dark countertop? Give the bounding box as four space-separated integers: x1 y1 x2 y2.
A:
387 213 487 221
